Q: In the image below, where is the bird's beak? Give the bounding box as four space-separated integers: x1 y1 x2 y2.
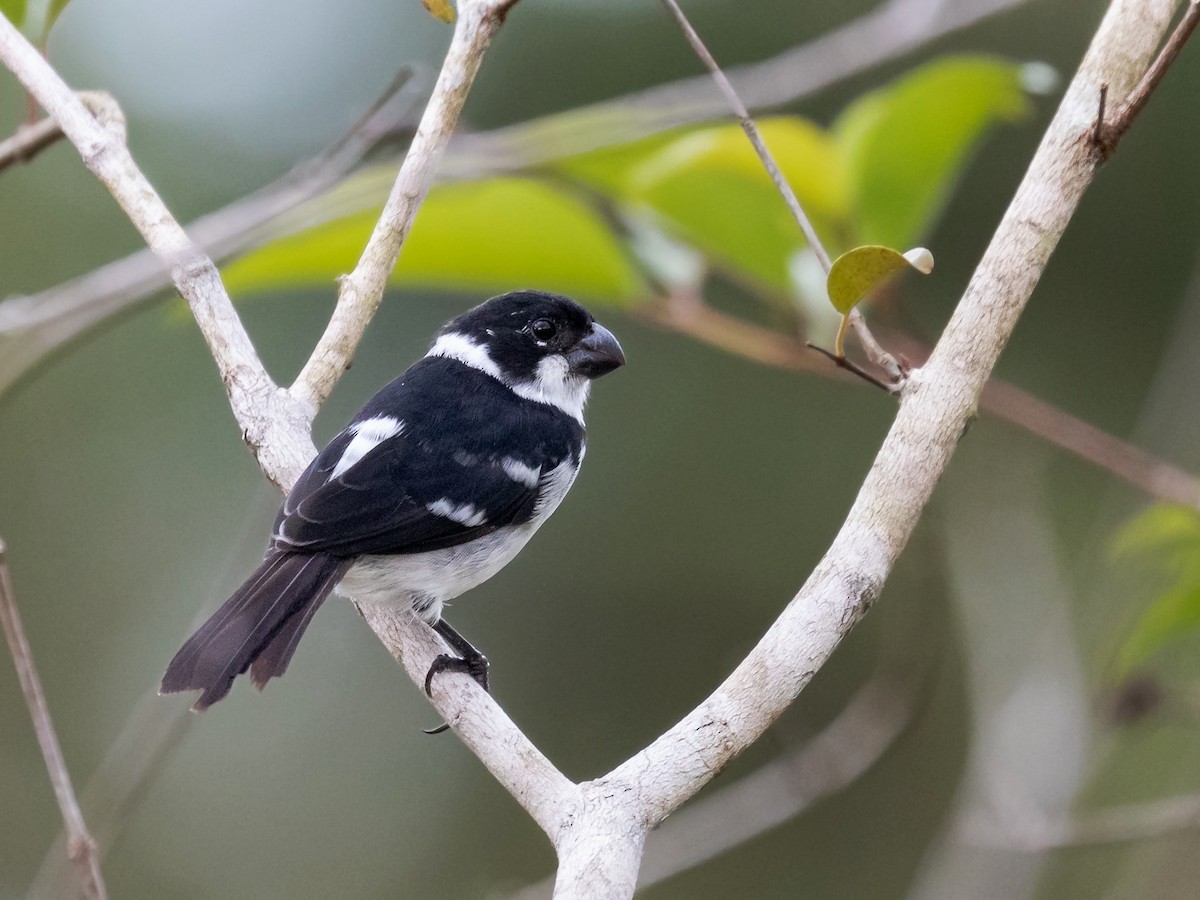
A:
566 323 625 379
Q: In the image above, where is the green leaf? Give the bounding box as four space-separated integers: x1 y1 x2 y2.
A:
223 177 647 305
561 117 847 293
1117 584 1200 676
420 0 454 23
836 55 1029 249
1112 504 1200 566
1110 505 1200 675
826 245 932 314
0 0 27 28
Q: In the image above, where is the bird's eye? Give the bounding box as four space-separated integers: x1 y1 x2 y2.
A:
531 318 557 341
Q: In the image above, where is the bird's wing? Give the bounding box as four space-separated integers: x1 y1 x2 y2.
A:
272 360 580 557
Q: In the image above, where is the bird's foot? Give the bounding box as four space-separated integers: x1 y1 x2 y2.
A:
424 651 490 696
422 651 490 736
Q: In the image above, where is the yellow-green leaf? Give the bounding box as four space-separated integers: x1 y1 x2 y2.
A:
836 55 1030 249
223 177 647 305
826 244 932 314
1110 505 1200 675
560 117 847 293
1116 585 1200 676
0 0 27 27
421 0 455 23
1112 504 1200 566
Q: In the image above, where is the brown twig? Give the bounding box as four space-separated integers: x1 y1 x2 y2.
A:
806 341 897 393
0 539 107 900
657 0 905 387
1092 0 1200 159
643 296 1200 507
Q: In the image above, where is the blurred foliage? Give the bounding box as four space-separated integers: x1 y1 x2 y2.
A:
0 0 27 30
226 177 649 302
1111 505 1200 676
223 55 1029 310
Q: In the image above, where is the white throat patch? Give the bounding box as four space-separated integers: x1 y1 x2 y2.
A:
510 356 589 425
427 332 589 424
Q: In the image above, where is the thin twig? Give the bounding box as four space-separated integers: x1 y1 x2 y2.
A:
644 293 1200 506
1093 0 1200 158
28 489 279 900
657 0 831 271
448 0 1033 175
806 341 897 393
0 90 124 174
0 539 108 900
657 0 905 386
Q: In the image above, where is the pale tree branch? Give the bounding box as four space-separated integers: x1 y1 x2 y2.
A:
289 0 519 411
509 672 913 900
0 13 312 488
544 1 1176 895
0 69 423 397
0 539 108 900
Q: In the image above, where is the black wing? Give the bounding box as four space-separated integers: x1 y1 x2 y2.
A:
272 357 583 558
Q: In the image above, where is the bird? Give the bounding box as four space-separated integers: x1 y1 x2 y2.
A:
161 289 625 712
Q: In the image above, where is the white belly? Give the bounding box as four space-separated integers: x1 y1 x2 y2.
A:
335 456 580 622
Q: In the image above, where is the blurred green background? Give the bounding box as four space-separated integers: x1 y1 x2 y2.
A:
4 0 1200 898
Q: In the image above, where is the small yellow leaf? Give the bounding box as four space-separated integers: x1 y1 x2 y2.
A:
827 244 933 314
421 0 455 23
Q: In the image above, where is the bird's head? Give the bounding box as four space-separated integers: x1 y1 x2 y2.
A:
429 290 625 421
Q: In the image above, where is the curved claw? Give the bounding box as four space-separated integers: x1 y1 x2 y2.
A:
423 652 490 696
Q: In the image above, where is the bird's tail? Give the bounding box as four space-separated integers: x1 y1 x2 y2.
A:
161 551 352 710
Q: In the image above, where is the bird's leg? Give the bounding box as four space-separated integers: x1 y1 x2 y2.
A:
425 618 490 694
422 618 490 736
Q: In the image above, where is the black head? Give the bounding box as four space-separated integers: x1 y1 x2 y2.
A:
440 290 624 383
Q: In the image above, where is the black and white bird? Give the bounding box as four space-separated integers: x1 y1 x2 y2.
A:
162 290 624 711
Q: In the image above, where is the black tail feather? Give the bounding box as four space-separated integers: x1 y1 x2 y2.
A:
161 551 351 710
